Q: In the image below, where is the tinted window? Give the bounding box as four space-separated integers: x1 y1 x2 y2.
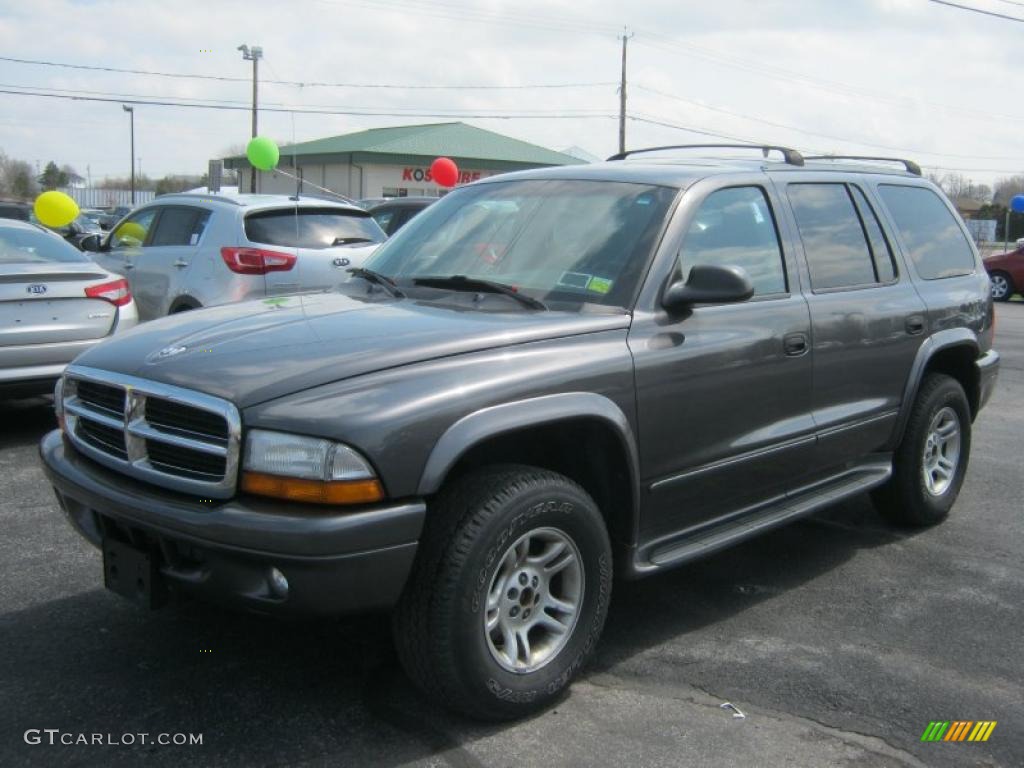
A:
371 209 396 234
367 179 677 308
0 204 31 221
877 185 975 279
150 207 211 246
0 224 88 264
246 208 385 249
788 184 877 290
110 209 157 248
851 187 897 282
679 186 786 296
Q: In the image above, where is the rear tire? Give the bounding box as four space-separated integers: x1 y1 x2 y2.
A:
872 374 971 527
989 271 1014 302
392 464 612 721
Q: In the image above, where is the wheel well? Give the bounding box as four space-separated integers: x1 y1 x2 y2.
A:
169 297 200 313
443 418 635 545
924 345 980 418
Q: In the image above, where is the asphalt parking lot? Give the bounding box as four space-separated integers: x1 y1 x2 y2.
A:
1 303 1021 768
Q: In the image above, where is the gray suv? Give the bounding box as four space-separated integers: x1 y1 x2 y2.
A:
82 194 385 320
40 146 998 721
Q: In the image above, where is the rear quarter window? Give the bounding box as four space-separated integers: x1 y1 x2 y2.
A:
877 185 975 280
245 208 385 249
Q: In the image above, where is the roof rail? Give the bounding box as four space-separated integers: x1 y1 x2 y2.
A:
803 155 922 177
607 143 805 167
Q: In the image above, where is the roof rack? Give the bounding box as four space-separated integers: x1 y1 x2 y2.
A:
607 143 805 167
803 155 922 177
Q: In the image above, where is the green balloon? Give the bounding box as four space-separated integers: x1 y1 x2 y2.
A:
247 136 279 171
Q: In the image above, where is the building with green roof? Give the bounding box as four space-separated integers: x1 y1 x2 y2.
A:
224 122 582 200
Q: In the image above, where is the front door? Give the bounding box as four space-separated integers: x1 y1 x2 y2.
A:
629 181 816 540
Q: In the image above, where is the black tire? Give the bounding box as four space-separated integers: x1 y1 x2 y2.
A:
392 464 612 721
872 374 971 527
989 271 1014 302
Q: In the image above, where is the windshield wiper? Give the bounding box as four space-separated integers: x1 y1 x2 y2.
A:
332 236 375 246
412 275 547 310
348 267 405 298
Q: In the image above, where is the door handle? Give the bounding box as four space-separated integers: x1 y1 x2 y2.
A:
783 332 809 356
905 315 926 335
173 260 190 268
123 262 134 270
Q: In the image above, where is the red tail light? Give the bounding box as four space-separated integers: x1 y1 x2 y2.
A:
85 278 132 307
221 247 296 275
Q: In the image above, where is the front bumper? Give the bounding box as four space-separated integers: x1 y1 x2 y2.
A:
40 429 425 616
976 349 1000 412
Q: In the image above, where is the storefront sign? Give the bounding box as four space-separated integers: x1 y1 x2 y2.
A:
402 167 483 184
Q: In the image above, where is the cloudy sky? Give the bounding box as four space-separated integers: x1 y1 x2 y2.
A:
1 0 1022 187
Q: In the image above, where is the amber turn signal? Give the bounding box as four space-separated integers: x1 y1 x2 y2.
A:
241 472 384 506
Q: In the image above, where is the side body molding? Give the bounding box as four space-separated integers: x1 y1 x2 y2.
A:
887 327 979 450
417 391 641 513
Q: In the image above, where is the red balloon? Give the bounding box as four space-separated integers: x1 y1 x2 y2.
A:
430 157 459 188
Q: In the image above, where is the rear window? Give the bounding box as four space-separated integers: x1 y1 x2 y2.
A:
245 208 385 249
877 185 975 280
0 225 88 264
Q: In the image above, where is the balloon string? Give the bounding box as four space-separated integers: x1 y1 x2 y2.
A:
270 167 358 205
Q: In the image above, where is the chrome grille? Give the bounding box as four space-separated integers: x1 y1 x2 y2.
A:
62 365 242 498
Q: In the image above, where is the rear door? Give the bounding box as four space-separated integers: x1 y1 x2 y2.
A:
130 205 211 319
780 179 927 470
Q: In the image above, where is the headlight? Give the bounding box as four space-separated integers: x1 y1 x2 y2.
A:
241 429 384 505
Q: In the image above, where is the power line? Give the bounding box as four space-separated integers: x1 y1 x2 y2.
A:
634 84 1024 160
0 55 615 90
927 0 1024 22
0 86 619 120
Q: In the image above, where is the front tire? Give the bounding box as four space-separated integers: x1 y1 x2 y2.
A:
873 374 971 527
989 271 1014 302
393 465 612 721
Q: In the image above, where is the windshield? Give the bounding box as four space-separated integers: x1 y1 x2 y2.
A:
0 225 89 264
365 179 676 308
245 208 386 249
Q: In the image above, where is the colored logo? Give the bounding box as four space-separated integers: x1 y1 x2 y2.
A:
920 721 997 742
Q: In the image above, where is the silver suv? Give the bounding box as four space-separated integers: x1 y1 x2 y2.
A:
82 194 385 321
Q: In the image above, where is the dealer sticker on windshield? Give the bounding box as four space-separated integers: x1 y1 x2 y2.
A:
586 276 614 295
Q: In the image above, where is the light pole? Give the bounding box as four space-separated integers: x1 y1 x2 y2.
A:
122 105 135 204
238 44 263 193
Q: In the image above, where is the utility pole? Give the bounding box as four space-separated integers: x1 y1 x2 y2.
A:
618 29 633 156
238 44 263 193
122 105 135 204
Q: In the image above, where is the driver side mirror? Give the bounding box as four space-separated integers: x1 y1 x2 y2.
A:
79 233 103 252
662 264 755 311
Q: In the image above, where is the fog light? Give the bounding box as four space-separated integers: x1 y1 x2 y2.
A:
268 567 289 598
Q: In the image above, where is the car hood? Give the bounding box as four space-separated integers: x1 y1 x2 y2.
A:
72 291 630 407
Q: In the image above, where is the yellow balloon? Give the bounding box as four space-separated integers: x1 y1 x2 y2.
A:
114 221 147 245
34 190 79 228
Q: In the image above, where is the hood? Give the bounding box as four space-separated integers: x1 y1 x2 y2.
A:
73 292 630 407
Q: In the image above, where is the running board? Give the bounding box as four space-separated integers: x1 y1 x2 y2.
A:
629 458 892 577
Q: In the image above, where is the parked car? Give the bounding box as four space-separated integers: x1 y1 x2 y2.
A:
0 200 31 222
0 219 137 397
36 213 104 250
81 208 116 231
40 147 998 721
80 194 386 321
983 244 1024 301
361 196 436 236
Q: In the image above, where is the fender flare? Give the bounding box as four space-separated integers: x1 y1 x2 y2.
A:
417 392 641 521
888 328 979 449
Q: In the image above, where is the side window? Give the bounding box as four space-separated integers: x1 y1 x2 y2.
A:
149 207 211 247
877 185 975 280
109 209 157 249
678 186 787 296
850 186 897 282
372 209 395 234
788 183 876 290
